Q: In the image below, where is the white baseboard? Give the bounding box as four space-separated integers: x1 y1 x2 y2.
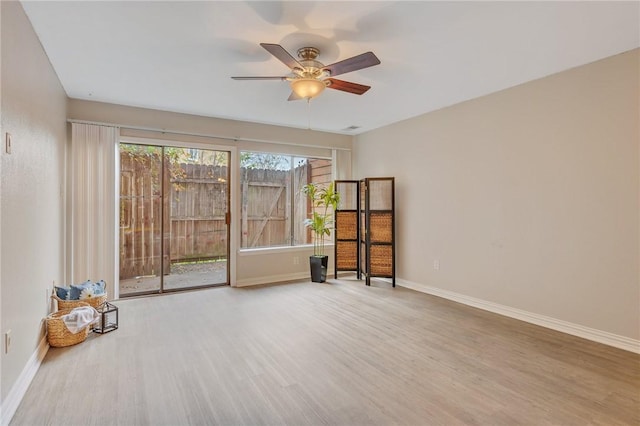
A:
235 272 308 287
1 336 49 426
397 278 640 354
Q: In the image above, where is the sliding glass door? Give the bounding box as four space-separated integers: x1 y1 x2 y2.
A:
119 143 230 296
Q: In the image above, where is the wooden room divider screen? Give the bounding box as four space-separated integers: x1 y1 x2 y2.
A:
334 177 395 287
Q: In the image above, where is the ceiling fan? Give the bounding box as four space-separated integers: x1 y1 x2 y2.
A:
232 43 381 101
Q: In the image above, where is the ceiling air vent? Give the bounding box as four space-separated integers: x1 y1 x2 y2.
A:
342 125 361 132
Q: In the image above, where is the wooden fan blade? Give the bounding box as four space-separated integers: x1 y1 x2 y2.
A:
326 78 371 95
260 43 303 70
287 91 304 101
231 76 287 80
322 52 380 77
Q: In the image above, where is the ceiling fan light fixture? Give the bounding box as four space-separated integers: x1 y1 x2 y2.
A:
291 78 325 99
235 43 380 101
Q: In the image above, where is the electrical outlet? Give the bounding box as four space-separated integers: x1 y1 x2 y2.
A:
293 256 299 265
433 260 440 271
5 330 11 354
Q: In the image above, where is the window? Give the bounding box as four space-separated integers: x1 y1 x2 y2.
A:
240 151 332 249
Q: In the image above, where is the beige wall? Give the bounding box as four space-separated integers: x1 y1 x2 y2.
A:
354 49 640 340
68 99 352 151
1 0 67 403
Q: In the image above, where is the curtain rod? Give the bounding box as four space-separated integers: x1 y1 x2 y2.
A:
67 119 352 151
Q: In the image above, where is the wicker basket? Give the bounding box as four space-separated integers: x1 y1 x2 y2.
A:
46 304 91 348
52 291 107 310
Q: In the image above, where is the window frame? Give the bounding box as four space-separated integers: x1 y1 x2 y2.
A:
239 150 334 252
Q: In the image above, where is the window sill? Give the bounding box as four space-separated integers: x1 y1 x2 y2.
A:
238 244 335 257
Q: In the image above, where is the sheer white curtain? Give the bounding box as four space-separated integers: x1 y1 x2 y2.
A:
333 149 352 180
69 123 118 298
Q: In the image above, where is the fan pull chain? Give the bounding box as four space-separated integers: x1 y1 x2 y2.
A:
307 98 311 130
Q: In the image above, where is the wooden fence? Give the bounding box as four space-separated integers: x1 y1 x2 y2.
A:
240 159 331 248
120 154 330 279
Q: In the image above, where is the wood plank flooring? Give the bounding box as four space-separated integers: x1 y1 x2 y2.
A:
10 279 640 425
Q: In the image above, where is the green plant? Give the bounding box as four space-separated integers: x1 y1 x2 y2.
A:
302 181 340 257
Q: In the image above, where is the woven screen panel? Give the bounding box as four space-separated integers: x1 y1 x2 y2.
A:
336 241 358 269
370 245 393 276
368 180 393 210
370 212 392 243
336 182 358 210
336 211 357 240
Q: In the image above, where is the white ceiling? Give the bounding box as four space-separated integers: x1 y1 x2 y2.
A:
21 1 640 135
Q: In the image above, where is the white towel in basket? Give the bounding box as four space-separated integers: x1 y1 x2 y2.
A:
62 306 99 334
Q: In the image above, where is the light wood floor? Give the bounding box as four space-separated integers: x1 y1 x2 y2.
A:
11 279 640 425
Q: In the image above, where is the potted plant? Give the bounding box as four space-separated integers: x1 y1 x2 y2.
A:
302 181 340 282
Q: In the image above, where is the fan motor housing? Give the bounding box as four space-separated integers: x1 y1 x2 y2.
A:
295 47 325 78
297 47 320 60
